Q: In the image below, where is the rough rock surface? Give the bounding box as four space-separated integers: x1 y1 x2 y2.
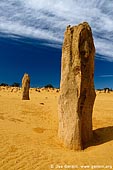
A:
58 22 96 150
22 73 30 100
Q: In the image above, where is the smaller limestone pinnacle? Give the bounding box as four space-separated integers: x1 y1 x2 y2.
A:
22 73 30 100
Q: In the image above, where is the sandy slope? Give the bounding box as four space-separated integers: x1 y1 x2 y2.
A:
0 87 113 170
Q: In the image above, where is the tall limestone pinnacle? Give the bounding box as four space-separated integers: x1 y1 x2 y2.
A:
58 22 96 150
22 73 30 100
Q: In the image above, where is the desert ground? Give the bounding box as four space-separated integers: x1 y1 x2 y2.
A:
0 86 113 170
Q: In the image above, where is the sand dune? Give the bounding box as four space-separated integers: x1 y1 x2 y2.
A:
0 87 113 170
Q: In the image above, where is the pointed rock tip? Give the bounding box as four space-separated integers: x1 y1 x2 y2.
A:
79 21 91 30
23 73 29 77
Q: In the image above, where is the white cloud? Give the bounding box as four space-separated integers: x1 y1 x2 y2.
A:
0 0 113 61
99 75 113 78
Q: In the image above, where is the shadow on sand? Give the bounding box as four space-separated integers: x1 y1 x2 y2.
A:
84 126 113 149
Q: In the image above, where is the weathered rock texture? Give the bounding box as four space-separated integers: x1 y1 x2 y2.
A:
22 73 30 100
58 22 96 150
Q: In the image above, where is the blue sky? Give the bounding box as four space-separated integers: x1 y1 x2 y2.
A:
0 0 113 88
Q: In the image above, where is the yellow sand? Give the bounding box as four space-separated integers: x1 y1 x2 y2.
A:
0 87 113 170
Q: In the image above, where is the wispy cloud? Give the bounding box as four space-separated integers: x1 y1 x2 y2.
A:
98 75 113 78
0 0 113 61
